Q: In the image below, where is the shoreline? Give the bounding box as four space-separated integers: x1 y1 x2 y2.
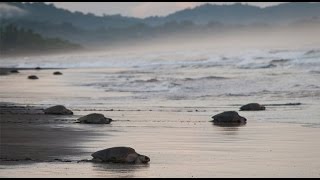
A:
0 67 66 71
0 67 66 76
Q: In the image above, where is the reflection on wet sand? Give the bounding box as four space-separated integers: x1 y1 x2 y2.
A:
212 122 246 136
213 122 247 128
91 163 150 178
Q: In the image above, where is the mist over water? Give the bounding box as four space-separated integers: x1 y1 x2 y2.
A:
2 23 320 69
1 29 320 125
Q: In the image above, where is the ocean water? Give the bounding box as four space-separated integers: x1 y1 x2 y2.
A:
1 47 319 125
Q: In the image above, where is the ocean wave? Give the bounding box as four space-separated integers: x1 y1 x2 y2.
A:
304 49 320 56
270 59 291 64
133 78 160 83
269 49 292 54
309 70 320 74
2 48 320 73
238 63 277 69
183 76 228 81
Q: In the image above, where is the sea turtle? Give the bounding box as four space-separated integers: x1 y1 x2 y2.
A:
10 69 19 73
44 105 73 115
28 75 39 80
53 71 63 75
240 103 265 111
77 113 112 124
212 111 247 124
91 147 150 164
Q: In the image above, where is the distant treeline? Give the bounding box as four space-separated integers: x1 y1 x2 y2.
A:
5 2 320 29
1 18 242 47
1 2 320 55
0 24 82 56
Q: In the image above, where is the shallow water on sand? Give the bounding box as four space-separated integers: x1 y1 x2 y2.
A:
0 48 320 177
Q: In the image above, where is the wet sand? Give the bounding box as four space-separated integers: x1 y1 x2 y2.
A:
0 108 99 161
1 68 320 177
1 104 320 178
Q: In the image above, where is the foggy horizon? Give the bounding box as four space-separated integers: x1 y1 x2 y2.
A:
46 2 288 18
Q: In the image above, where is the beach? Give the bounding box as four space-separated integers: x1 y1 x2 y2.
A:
1 48 320 177
1 102 320 177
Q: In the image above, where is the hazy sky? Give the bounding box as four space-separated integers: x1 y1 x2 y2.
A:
47 2 286 18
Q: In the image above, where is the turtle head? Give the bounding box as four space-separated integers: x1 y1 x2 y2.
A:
239 116 247 123
136 154 150 164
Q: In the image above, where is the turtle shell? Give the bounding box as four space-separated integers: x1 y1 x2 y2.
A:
91 147 138 163
78 113 112 124
44 105 73 115
212 111 246 123
240 103 265 111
